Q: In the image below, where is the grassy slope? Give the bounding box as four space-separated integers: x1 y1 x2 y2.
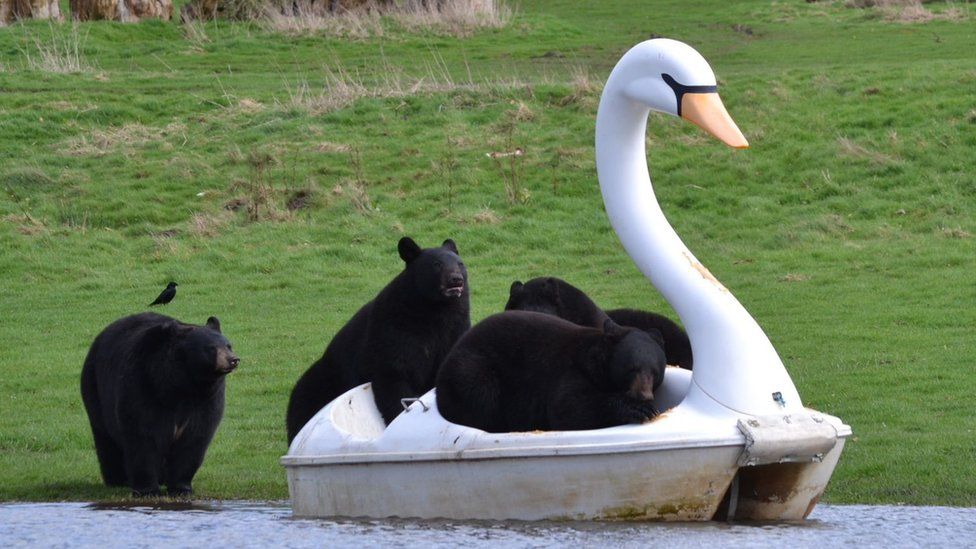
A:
1 1 974 504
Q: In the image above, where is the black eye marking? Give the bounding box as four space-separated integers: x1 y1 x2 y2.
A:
662 73 718 117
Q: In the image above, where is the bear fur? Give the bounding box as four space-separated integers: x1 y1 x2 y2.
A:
435 311 666 433
286 237 470 442
605 308 693 370
506 276 693 370
80 312 238 497
505 277 608 328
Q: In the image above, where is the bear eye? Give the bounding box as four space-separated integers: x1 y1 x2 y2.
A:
433 261 442 269
458 262 465 268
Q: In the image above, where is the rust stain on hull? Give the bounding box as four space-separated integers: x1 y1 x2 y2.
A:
683 252 728 292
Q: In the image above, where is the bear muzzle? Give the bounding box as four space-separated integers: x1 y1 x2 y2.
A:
628 373 655 401
442 276 466 298
216 351 240 375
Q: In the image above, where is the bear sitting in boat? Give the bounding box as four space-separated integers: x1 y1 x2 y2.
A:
506 276 692 370
286 237 470 443
435 311 666 433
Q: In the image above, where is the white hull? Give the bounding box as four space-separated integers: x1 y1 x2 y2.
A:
282 371 850 521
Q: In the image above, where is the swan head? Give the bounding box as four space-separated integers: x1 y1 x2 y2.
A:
608 38 748 148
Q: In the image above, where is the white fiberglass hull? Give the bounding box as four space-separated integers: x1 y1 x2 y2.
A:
282 369 850 521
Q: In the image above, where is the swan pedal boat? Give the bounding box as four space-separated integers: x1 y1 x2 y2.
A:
281 39 852 521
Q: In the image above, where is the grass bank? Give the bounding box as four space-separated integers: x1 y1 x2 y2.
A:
1 0 974 505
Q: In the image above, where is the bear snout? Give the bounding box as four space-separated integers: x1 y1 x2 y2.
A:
442 274 466 297
628 373 655 401
217 351 240 374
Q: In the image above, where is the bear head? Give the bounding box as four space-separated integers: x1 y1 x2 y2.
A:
398 237 468 303
506 278 561 315
171 316 240 381
586 319 666 402
505 277 602 327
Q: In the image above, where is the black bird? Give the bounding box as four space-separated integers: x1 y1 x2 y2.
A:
148 282 178 307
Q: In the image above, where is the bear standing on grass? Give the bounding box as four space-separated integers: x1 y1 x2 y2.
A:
506 276 693 370
80 313 239 497
436 311 666 433
286 237 470 442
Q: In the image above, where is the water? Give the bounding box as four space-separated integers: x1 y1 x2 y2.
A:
1 501 974 548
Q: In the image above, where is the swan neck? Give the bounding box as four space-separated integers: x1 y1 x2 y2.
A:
595 74 802 416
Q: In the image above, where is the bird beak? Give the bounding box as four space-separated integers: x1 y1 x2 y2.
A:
680 93 749 149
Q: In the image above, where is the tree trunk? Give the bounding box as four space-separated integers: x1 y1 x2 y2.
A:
1 0 62 25
70 0 173 21
180 0 220 21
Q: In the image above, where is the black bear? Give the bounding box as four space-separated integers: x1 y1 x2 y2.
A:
80 313 238 497
505 277 609 328
286 237 470 442
605 308 693 371
435 311 666 433
506 277 693 370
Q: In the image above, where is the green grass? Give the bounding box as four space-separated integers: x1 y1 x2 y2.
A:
1 0 974 506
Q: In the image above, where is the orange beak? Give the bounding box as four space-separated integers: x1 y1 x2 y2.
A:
681 93 749 149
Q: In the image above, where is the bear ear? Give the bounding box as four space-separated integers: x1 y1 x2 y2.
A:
206 316 222 333
509 280 523 296
441 239 459 255
398 237 422 263
602 317 626 336
543 277 560 298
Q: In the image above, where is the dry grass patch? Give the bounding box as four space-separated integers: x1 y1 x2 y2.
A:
232 98 265 115
47 101 97 112
2 213 48 236
343 181 374 213
181 18 212 52
282 53 503 115
19 23 95 74
282 67 369 114
150 230 184 260
314 141 353 153
188 211 233 238
798 213 855 239
557 66 600 107
264 2 384 38
939 226 971 239
224 191 295 222
837 136 894 164
263 0 511 38
779 273 810 283
510 101 535 122
59 122 188 157
472 205 501 224
393 0 513 37
844 0 970 22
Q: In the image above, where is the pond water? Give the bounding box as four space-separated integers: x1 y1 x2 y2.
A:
2 501 974 547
